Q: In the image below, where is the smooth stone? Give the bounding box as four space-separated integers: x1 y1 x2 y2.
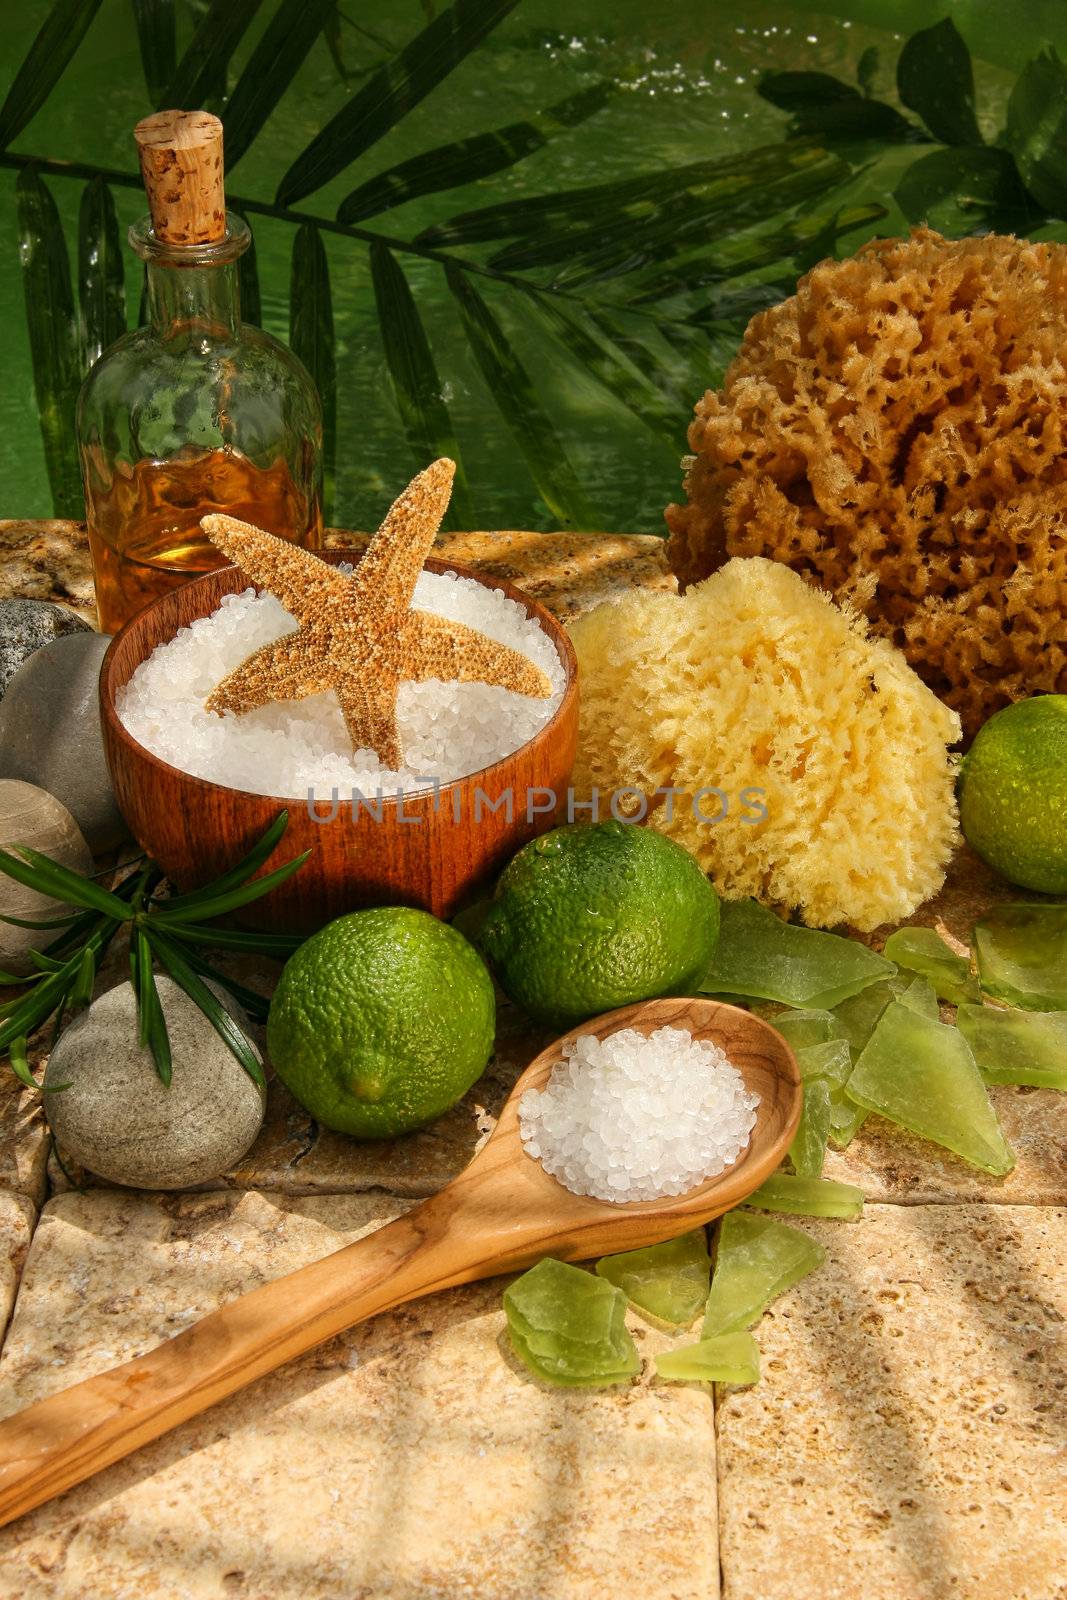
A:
0 598 90 701
0 780 93 975
0 632 126 852
43 977 266 1189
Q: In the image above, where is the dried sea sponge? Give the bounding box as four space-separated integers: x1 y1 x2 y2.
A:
664 229 1067 741
569 557 961 932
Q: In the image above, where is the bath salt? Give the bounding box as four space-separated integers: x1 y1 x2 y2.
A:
519 1025 759 1204
117 567 565 799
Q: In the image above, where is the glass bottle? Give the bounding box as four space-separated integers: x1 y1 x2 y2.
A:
77 110 323 634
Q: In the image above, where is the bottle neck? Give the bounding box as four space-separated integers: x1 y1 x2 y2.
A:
146 258 241 344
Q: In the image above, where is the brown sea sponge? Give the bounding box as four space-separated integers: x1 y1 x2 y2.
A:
569 557 961 932
664 229 1067 741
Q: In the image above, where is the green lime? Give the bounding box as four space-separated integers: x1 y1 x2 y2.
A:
267 907 495 1138
477 820 720 1028
959 695 1067 894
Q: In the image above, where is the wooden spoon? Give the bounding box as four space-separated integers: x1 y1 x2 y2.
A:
0 996 799 1528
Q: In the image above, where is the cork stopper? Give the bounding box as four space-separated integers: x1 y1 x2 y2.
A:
134 109 226 245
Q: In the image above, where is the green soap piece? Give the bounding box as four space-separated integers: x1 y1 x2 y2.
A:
832 978 901 1054
847 1001 1015 1175
796 1038 852 1088
656 1332 760 1386
596 1229 711 1326
773 1009 846 1051
745 1173 865 1220
703 1210 826 1336
701 899 895 1010
974 905 1067 1011
957 1004 1067 1090
789 1075 831 1179
828 1089 869 1148
898 973 939 1020
504 1259 640 1386
883 927 980 1005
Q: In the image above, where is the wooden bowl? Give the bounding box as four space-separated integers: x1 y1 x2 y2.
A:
99 553 579 931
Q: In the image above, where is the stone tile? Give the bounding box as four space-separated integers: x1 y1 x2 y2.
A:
716 1202 1067 1600
0 1067 49 1207
0 1192 35 1348
0 1189 718 1600
0 521 95 622
823 1086 1067 1207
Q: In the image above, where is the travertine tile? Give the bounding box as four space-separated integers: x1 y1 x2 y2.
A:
716 1203 1067 1600
0 1189 718 1600
823 1086 1067 1206
0 1065 49 1206
0 1191 35 1347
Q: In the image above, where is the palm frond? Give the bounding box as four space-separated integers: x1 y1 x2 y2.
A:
224 0 339 170
276 0 523 206
131 0 177 107
369 242 474 527
15 167 82 519
337 81 614 224
0 0 104 151
289 222 337 519
163 0 263 109
446 267 594 529
77 176 126 366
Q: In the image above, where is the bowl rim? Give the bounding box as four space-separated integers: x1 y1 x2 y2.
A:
99 549 580 815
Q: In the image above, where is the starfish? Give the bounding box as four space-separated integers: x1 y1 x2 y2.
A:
200 458 553 771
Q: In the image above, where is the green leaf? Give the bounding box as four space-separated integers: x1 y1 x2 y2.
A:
586 309 693 411
77 176 126 368
15 166 82 519
276 0 523 206
488 145 851 282
336 80 614 223
158 923 304 955
26 949 64 974
163 0 263 108
446 267 594 529
758 70 919 142
231 204 262 326
7 1037 37 1091
518 289 682 448
369 242 474 527
134 928 171 1084
68 942 96 1009
150 848 311 926
418 144 817 248
1004 47 1067 217
895 145 1034 231
0 0 104 151
896 18 982 147
183 950 271 1022
0 846 132 920
0 960 76 1053
223 0 338 171
289 222 336 521
147 928 265 1087
157 812 291 912
857 45 880 97
0 911 83 931
131 0 177 106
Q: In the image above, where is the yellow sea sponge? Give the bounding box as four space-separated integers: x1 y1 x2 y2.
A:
569 557 961 932
664 229 1067 741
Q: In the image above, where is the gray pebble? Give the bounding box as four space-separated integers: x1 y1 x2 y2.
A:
0 599 91 701
0 632 126 852
0 780 94 975
44 977 266 1189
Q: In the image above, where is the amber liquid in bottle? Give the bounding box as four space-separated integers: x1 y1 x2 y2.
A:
86 447 321 635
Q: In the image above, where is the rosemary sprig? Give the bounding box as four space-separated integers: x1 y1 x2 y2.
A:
0 811 307 1089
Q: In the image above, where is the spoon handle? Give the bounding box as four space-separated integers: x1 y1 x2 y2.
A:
0 1187 502 1529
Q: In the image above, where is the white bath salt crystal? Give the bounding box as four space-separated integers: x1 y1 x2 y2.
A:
519 1025 759 1204
117 570 565 799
